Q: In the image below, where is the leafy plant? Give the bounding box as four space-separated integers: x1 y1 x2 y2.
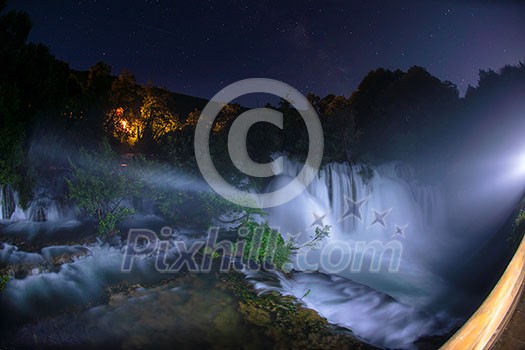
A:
238 217 330 272
240 219 294 271
515 209 525 228
0 274 9 292
300 289 312 300
66 139 138 237
293 225 331 251
508 208 525 246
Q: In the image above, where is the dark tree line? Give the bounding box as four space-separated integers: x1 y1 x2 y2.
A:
1 0 525 205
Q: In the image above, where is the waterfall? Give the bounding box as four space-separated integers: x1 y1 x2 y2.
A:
0 185 26 221
0 183 72 223
0 185 16 220
27 197 61 222
272 160 445 234
261 157 462 348
266 159 450 285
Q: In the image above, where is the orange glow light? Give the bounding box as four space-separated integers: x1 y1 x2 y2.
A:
116 107 124 117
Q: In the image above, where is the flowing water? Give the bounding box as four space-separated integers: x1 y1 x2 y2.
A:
259 158 516 348
0 157 518 349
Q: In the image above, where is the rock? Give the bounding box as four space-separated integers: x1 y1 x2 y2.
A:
0 263 51 279
41 245 90 267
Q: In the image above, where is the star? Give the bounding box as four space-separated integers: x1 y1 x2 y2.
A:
310 212 328 228
285 231 301 241
392 224 408 238
369 208 392 229
339 196 368 222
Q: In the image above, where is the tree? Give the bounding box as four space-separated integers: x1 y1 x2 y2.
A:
212 103 241 132
66 140 139 237
106 75 180 150
136 85 180 150
309 93 360 162
0 4 32 187
158 108 202 170
0 84 24 185
184 108 201 128
86 61 112 91
0 1 73 210
0 0 31 65
0 273 8 292
350 66 459 161
106 70 142 145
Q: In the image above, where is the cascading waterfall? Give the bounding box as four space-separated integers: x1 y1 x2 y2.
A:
266 158 451 301
0 185 72 223
260 158 461 349
27 197 62 222
0 156 508 350
0 185 16 220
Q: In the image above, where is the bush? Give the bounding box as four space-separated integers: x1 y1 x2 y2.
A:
239 217 330 272
241 219 294 270
0 274 9 292
66 139 138 237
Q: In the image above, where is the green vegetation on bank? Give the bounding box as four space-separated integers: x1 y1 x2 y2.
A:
509 200 525 246
66 139 137 237
230 214 330 272
0 274 9 291
239 219 294 270
220 272 378 350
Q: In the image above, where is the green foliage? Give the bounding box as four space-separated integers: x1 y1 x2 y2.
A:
221 273 374 350
0 274 9 292
294 225 331 251
238 218 330 272
125 155 263 227
66 139 138 237
516 210 525 228
300 289 311 300
240 218 294 270
512 209 525 244
155 189 262 228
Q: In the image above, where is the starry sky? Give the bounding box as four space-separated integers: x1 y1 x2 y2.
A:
8 0 525 99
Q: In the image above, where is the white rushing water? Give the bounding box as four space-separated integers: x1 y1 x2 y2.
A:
0 156 512 349
260 158 467 348
1 236 449 349
245 269 450 349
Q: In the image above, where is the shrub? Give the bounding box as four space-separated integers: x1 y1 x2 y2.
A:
0 274 9 292
239 217 330 272
66 139 138 237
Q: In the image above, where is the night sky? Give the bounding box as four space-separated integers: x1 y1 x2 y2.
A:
8 0 525 100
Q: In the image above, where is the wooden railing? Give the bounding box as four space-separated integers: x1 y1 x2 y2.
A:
439 234 525 350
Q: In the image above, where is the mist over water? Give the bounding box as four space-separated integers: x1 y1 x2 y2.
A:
0 147 522 349
245 269 449 350
258 155 523 347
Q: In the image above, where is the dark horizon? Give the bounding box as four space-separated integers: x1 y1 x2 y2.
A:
8 0 525 100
